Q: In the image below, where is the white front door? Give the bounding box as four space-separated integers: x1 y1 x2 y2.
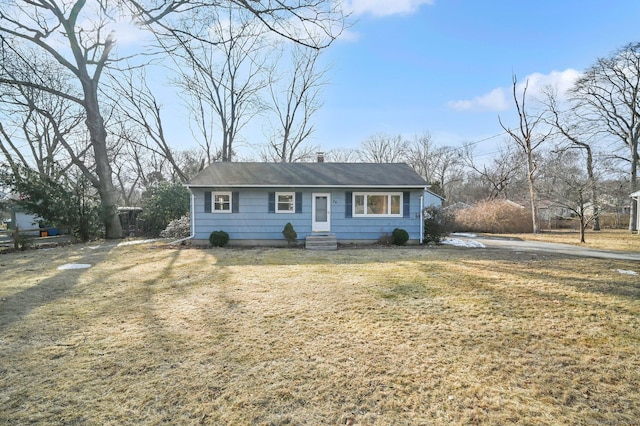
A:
312 193 331 233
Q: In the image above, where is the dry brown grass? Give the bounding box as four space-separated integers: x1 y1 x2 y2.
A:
1 241 639 425
498 229 640 252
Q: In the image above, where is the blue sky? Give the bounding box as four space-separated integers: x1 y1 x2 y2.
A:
306 0 640 159
134 0 640 159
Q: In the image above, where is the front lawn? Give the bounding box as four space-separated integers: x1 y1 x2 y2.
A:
1 242 638 424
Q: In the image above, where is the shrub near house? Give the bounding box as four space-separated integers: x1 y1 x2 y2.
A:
424 206 454 243
392 228 409 245
282 222 298 247
209 231 229 247
141 182 190 236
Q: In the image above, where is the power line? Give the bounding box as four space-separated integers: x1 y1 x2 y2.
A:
448 131 509 160
461 131 508 148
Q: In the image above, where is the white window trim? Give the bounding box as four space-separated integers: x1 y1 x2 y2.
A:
353 192 403 217
276 192 295 213
213 191 232 213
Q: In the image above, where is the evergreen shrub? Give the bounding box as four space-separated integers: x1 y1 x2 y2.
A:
391 228 409 245
209 230 229 247
282 222 298 247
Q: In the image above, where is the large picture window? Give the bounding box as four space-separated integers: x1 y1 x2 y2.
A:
276 192 295 213
353 192 402 217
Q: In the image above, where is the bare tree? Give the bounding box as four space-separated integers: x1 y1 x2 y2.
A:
404 133 462 200
0 44 79 167
0 104 81 178
0 0 125 238
358 133 409 163
167 6 272 162
429 146 463 200
325 148 359 162
110 136 145 206
571 42 640 232
0 52 84 178
108 68 188 182
131 0 344 163
538 149 598 242
128 0 346 50
499 75 551 233
405 132 435 182
0 0 345 238
263 44 326 162
544 87 601 230
463 142 523 201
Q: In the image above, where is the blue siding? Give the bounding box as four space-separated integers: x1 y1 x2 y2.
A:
424 190 444 207
191 188 426 243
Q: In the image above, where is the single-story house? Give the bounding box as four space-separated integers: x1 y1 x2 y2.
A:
185 162 442 247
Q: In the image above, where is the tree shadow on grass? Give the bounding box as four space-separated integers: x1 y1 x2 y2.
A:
0 243 123 332
477 254 640 302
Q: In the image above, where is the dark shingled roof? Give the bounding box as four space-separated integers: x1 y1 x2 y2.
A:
186 162 428 188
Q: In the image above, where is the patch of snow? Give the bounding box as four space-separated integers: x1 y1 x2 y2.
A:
451 232 478 238
442 238 486 248
57 263 92 270
117 239 158 247
617 269 638 276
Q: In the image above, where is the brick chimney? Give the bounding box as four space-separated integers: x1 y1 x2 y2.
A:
317 152 325 163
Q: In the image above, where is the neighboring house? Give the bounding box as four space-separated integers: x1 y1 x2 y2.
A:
10 207 42 235
537 200 573 221
0 191 9 228
0 191 40 235
185 162 440 247
2 193 47 236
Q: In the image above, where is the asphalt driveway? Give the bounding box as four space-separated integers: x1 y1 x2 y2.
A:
455 234 640 262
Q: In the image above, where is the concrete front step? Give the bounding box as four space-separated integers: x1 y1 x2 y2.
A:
305 234 338 250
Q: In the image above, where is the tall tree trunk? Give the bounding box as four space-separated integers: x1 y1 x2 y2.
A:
526 153 540 234
84 84 122 238
500 76 547 235
630 139 638 232
585 145 600 231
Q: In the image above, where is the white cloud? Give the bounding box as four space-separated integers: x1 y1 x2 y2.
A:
515 69 582 99
336 29 362 42
449 69 583 112
345 0 435 17
448 88 509 112
108 21 153 47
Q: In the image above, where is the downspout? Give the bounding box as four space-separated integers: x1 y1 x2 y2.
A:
634 193 640 235
419 193 424 245
170 190 196 245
